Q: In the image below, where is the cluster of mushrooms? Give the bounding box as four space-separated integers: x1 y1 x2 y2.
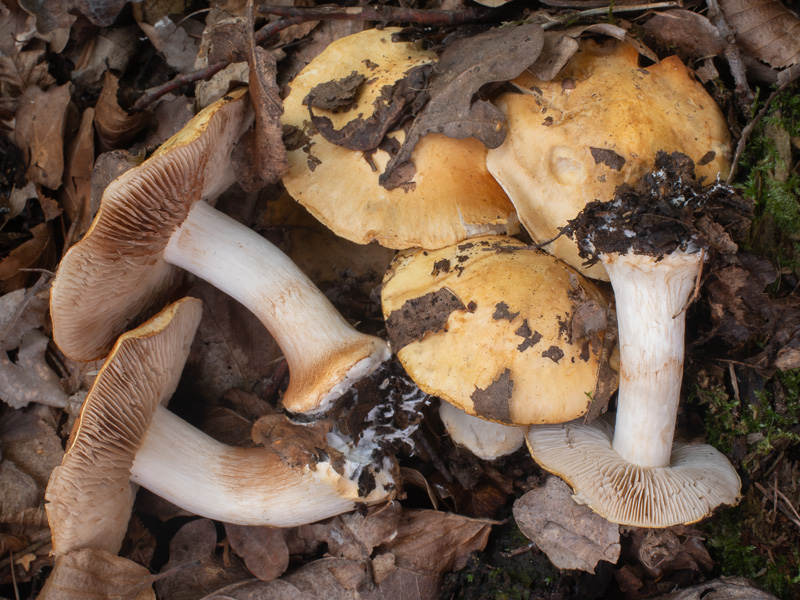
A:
42 27 744 589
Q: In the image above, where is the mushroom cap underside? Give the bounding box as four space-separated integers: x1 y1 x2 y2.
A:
486 40 731 280
282 28 517 250
381 235 614 425
45 297 203 556
50 88 251 361
525 414 742 528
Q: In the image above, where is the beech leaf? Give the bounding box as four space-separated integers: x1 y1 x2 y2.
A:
380 23 544 188
513 476 620 573
720 0 800 68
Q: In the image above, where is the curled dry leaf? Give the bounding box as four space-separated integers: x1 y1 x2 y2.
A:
18 0 129 32
95 72 148 152
643 10 726 61
60 107 95 238
0 49 55 99
224 524 290 582
381 23 544 187
720 0 800 68
513 476 620 573
0 222 55 292
14 82 70 189
38 548 155 600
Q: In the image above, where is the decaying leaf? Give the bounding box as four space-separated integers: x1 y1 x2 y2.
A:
18 0 129 32
720 0 800 68
14 82 71 189
513 476 620 573
0 328 68 408
71 24 141 89
138 16 199 74
630 528 714 579
60 106 95 237
643 10 726 61
232 12 289 192
225 524 290 581
0 49 55 99
0 222 55 292
95 72 148 152
655 576 778 599
38 548 155 600
155 519 250 600
381 23 544 187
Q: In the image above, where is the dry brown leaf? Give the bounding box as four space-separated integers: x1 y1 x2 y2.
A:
0 283 50 349
91 149 141 208
382 23 544 187
60 106 95 237
38 548 155 600
19 0 129 32
0 328 68 408
630 529 713 579
14 82 70 188
225 524 290 581
198 557 440 600
721 0 800 68
643 10 726 61
0 49 55 97
95 72 148 152
0 222 54 291
71 25 141 89
0 460 39 521
156 519 250 600
142 93 194 147
232 16 289 191
656 576 778 599
138 16 199 74
377 508 494 575
0 0 37 55
513 476 620 573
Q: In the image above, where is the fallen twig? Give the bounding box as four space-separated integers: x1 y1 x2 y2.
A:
130 16 305 113
257 4 497 25
705 0 753 112
539 1 681 29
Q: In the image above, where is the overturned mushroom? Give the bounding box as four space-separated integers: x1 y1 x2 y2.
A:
486 39 731 280
526 153 743 528
45 297 394 557
50 88 389 414
381 236 614 425
282 28 517 250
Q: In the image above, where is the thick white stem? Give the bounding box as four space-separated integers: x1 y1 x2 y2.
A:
164 201 389 413
602 250 702 468
131 406 391 526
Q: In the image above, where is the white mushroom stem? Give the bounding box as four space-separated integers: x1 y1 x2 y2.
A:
439 401 525 461
602 249 702 468
164 200 390 413
131 406 392 527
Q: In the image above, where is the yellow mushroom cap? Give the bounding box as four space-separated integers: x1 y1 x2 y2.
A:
381 236 613 425
486 40 731 280
282 28 517 250
50 89 251 361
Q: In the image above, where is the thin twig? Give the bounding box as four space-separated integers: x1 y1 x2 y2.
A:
727 70 800 184
502 541 537 558
130 16 305 113
258 4 497 25
540 1 681 29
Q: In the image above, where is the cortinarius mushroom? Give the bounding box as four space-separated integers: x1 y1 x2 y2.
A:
439 401 526 460
282 28 517 250
50 88 389 414
526 153 743 527
381 236 614 425
46 297 394 557
486 39 731 279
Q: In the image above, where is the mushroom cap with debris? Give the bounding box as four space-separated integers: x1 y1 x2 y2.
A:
381 236 615 425
282 28 517 250
486 39 731 280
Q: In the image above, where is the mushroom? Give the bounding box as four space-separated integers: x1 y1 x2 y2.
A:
525 153 743 528
282 28 517 250
486 39 731 280
45 297 395 558
439 401 525 460
381 235 614 425
50 88 389 414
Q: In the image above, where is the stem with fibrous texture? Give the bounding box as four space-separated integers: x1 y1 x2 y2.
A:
131 406 392 526
602 250 702 468
164 200 390 414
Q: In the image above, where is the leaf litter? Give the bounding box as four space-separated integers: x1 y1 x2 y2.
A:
1 0 800 597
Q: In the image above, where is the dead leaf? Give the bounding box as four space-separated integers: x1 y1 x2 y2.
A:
720 0 800 68
0 328 68 408
0 284 50 350
18 0 128 32
643 10 726 61
2 181 36 228
251 414 330 468
225 524 290 581
380 23 544 187
14 82 71 188
0 48 55 98
630 529 713 579
38 548 155 600
71 24 141 89
60 106 95 237
655 576 778 599
513 476 620 573
377 508 494 575
138 16 199 74
91 149 141 209
0 0 37 55
156 519 250 600
0 222 54 291
232 11 289 192
95 72 148 152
